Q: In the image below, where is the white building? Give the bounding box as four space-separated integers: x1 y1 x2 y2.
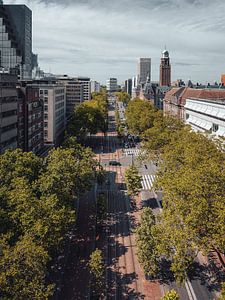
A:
77 77 91 101
90 80 101 93
106 78 118 92
185 97 225 138
37 84 66 146
138 58 151 85
131 75 139 99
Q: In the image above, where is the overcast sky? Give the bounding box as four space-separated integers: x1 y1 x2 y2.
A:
5 0 225 84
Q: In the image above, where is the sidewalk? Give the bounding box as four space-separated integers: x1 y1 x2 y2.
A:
58 188 96 300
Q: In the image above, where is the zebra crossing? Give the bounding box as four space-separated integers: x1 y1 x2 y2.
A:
124 148 144 156
141 174 156 190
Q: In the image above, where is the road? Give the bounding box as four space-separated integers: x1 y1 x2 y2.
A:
112 97 219 300
96 98 163 299
54 95 220 300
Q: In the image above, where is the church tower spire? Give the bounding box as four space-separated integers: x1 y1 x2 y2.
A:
160 48 171 86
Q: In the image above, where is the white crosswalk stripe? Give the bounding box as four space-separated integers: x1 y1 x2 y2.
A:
141 174 156 190
124 148 144 156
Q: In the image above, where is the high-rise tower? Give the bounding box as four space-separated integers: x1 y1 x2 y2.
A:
160 49 171 86
138 58 151 85
0 3 32 79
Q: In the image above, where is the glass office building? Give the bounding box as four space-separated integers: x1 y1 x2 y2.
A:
0 4 32 79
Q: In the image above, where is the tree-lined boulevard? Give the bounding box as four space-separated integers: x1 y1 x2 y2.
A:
0 91 224 299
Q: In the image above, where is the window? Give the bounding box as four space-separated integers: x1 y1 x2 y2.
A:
44 90 48 95
186 113 189 119
212 123 219 132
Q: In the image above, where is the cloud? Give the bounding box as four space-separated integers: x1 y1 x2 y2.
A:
5 0 225 83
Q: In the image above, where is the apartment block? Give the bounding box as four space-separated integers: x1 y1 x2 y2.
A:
106 78 118 92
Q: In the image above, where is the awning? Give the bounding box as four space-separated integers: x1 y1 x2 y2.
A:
216 127 225 137
217 110 225 120
203 121 212 131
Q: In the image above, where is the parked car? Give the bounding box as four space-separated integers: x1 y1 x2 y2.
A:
109 160 121 166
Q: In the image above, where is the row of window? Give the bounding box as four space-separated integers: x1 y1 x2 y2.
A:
186 113 219 132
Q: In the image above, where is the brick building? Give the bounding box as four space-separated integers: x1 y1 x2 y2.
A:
18 84 44 154
164 87 225 120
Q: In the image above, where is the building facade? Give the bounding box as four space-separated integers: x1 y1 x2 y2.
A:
77 77 91 101
164 87 225 121
18 84 44 154
0 4 32 79
221 74 225 86
58 77 83 118
124 78 132 97
90 80 100 94
160 49 171 86
138 58 151 85
185 98 225 138
106 78 118 92
0 73 18 153
155 85 171 110
34 83 66 146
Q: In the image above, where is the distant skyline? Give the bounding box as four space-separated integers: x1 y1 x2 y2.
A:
5 0 225 84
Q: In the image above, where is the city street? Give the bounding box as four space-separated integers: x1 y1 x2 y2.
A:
55 97 221 300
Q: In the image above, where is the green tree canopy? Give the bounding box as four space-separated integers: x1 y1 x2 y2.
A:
89 248 105 296
114 91 130 105
0 149 42 187
38 147 96 206
125 98 157 135
161 289 179 300
142 115 184 159
153 129 225 282
68 103 107 138
0 235 54 300
135 207 160 276
0 138 99 298
125 165 142 196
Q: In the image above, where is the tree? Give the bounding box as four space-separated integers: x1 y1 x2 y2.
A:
161 289 179 300
125 165 142 196
135 208 160 276
125 98 157 135
89 249 105 296
0 235 54 300
38 147 97 207
68 103 107 139
142 114 184 160
153 129 225 282
0 149 42 187
114 91 130 105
